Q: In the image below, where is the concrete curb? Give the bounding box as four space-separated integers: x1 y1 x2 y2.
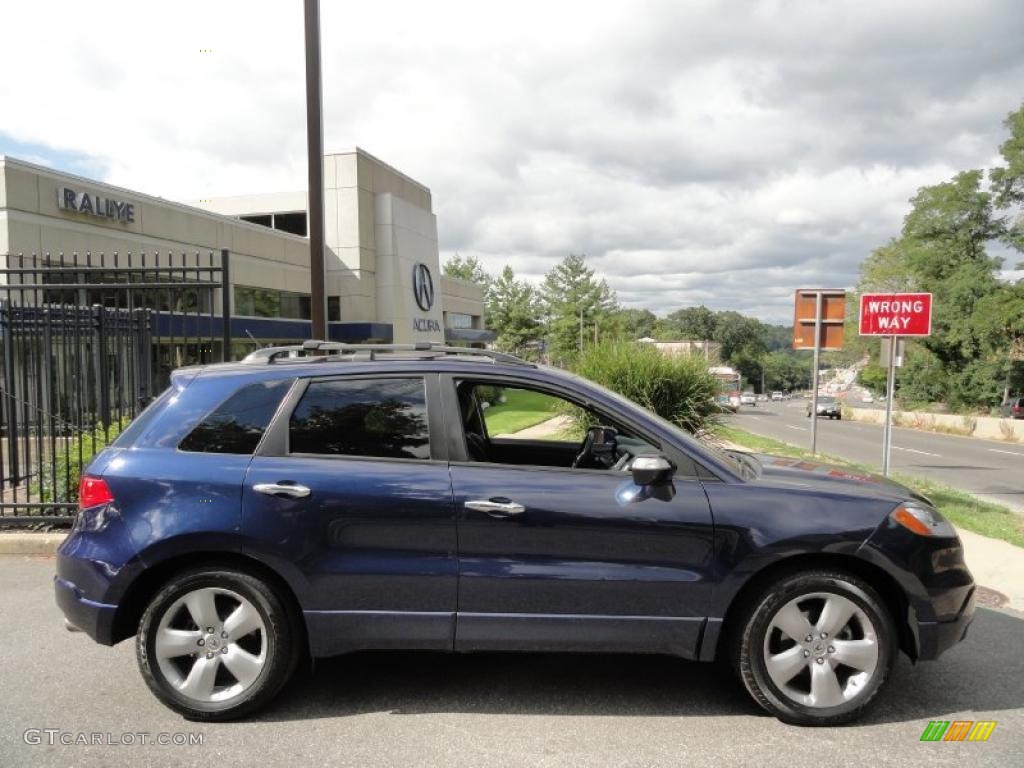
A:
0 532 67 555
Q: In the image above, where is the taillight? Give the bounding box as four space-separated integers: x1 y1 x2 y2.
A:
79 476 115 510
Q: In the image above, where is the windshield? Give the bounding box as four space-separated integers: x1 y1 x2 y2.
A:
562 371 745 477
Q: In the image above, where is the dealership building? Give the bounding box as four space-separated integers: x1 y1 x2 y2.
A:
0 148 492 357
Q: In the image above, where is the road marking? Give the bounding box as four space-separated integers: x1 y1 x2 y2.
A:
785 425 807 432
988 448 1024 457
747 415 761 421
893 446 940 457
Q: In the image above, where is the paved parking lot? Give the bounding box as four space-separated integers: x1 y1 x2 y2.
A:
2 555 1021 767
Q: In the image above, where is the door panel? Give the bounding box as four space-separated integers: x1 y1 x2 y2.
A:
243 455 457 655
451 463 715 657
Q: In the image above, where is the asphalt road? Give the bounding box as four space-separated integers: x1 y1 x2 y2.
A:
729 401 1024 513
2 556 1022 767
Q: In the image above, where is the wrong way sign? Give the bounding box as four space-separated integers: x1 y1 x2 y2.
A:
859 292 932 336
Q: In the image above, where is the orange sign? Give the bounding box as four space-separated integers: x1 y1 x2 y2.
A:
793 289 846 350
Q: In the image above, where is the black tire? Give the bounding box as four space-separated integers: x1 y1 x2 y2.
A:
731 569 896 726
137 567 299 721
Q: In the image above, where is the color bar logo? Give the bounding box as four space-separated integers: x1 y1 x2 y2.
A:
920 720 997 742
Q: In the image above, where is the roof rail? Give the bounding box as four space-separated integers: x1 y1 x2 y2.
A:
239 340 534 367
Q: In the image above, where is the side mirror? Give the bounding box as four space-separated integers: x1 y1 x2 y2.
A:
631 454 673 486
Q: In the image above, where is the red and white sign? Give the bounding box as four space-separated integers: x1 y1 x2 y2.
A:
859 293 932 336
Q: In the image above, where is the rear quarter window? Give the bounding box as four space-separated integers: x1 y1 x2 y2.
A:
179 379 293 454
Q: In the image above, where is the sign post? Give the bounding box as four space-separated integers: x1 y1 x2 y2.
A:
881 334 896 475
793 289 846 455
859 293 933 476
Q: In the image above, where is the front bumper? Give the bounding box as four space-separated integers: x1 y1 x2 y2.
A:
914 586 976 660
859 518 976 661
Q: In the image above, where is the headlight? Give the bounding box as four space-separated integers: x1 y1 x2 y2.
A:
890 502 956 538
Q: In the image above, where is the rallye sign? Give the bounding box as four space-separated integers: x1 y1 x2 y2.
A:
859 292 932 336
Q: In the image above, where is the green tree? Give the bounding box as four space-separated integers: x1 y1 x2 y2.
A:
486 266 543 356
972 280 1024 400
616 308 657 339
659 305 717 340
442 254 491 289
991 104 1024 254
854 165 1010 409
541 254 618 360
762 351 812 393
712 311 767 362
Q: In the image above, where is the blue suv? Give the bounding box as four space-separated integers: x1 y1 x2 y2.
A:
56 342 975 724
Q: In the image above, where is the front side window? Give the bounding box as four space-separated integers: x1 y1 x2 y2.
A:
179 379 292 454
289 378 430 460
457 380 658 469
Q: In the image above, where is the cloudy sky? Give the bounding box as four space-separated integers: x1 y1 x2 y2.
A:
2 0 1022 323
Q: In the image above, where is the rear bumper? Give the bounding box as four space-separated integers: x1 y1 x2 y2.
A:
54 575 117 645
914 586 976 661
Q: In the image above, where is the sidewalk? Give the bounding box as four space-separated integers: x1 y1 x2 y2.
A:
958 527 1024 608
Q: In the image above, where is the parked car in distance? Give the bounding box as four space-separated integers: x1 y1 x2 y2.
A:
757 394 768 402
1001 397 1023 419
807 396 842 419
770 391 784 401
56 341 974 726
740 392 757 406
862 393 874 404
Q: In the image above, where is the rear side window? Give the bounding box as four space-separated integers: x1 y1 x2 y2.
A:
179 379 292 454
289 378 430 460
112 386 176 447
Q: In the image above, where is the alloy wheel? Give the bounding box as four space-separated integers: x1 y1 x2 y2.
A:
154 587 267 703
761 591 879 708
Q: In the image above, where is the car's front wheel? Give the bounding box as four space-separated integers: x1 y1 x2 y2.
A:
732 570 896 725
137 567 299 721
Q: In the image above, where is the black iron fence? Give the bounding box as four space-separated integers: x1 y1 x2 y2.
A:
0 250 230 524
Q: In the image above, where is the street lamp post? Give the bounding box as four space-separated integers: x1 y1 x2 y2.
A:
304 0 327 340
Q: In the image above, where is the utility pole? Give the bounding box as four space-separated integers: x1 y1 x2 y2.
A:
304 0 327 340
809 291 823 455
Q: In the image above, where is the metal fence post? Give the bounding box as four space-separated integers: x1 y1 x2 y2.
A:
220 248 232 361
1 300 19 482
92 304 111 429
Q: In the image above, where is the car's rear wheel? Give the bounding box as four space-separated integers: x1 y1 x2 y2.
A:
732 570 896 725
137 567 298 721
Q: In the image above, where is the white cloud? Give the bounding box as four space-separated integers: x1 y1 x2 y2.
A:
2 0 1022 323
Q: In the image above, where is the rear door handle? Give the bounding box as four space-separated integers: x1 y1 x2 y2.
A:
465 498 525 517
253 482 311 499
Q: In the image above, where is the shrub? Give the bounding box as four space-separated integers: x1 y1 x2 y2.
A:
33 418 131 504
571 341 721 435
474 385 504 406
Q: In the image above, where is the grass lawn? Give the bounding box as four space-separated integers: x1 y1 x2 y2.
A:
716 424 1024 549
482 388 560 435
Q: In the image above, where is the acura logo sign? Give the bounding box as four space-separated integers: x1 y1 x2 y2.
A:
412 263 434 312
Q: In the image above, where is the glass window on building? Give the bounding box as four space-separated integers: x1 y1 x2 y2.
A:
273 212 307 236
447 312 475 329
234 286 311 320
240 214 272 228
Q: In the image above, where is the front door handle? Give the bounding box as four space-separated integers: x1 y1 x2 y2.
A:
253 482 311 499
465 498 525 517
